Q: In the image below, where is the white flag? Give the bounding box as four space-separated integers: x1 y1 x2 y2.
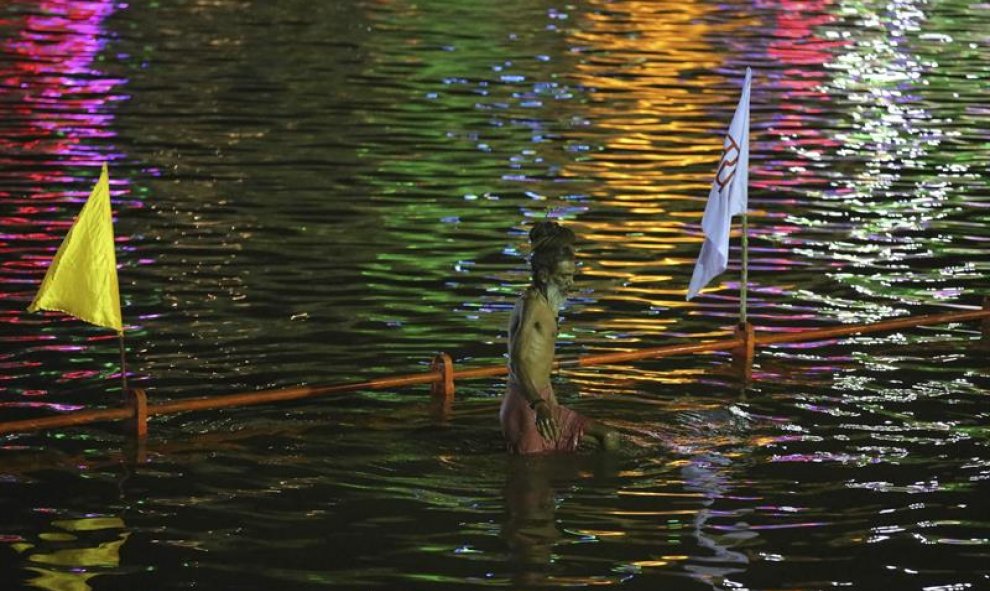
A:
687 67 752 300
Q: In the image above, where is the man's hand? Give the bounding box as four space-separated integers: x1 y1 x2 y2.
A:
533 400 559 442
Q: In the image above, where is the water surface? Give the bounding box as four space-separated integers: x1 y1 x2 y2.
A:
1 0 988 589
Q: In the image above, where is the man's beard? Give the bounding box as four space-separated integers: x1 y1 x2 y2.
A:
545 283 568 313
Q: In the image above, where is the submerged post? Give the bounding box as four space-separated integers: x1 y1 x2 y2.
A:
733 321 755 383
430 353 455 422
430 353 455 401
129 387 148 439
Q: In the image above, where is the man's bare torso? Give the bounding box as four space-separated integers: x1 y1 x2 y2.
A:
508 288 556 392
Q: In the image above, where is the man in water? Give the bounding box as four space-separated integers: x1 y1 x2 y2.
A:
500 221 620 454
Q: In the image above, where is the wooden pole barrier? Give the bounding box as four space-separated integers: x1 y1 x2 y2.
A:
2 307 989 438
0 407 132 436
565 338 743 368
147 371 441 417
754 308 990 347
0 370 441 436
733 322 756 383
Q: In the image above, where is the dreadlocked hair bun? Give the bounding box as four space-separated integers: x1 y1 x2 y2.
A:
529 221 576 252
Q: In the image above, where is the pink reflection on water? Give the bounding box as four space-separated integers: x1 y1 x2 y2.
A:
59 370 101 380
0 1 137 400
31 345 88 353
754 0 852 308
0 402 85 412
690 3 849 326
0 0 129 268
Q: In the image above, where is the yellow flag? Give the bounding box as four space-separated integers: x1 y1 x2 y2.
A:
28 163 123 332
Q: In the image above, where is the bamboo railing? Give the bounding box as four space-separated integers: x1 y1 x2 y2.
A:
1 298 987 438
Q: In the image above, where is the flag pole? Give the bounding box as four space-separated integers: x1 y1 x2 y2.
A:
741 211 749 324
118 331 129 397
740 67 752 326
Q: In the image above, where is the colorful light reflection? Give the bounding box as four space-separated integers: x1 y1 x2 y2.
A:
0 0 131 400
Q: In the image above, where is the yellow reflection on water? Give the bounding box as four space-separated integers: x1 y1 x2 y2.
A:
631 559 669 567
562 0 746 309
569 528 626 537
618 490 705 498
11 516 128 591
565 0 729 186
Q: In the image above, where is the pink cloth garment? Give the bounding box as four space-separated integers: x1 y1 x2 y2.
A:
500 381 588 454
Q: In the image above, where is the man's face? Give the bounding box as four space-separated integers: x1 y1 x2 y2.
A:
549 258 577 294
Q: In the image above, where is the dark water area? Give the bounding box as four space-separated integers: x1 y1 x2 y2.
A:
1 0 989 589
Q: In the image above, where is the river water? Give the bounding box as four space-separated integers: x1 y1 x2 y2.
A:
1 0 988 589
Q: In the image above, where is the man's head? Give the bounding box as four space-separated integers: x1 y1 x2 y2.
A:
529 221 577 296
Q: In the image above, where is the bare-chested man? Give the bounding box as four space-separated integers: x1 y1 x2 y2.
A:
500 221 620 454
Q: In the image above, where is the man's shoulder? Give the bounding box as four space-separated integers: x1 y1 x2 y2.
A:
518 289 552 320
519 288 544 307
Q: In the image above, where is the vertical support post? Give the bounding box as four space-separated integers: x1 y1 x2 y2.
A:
982 296 990 344
733 322 755 384
430 353 455 401
430 353 454 400
740 212 749 325
430 353 454 422
129 387 148 440
124 387 149 466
